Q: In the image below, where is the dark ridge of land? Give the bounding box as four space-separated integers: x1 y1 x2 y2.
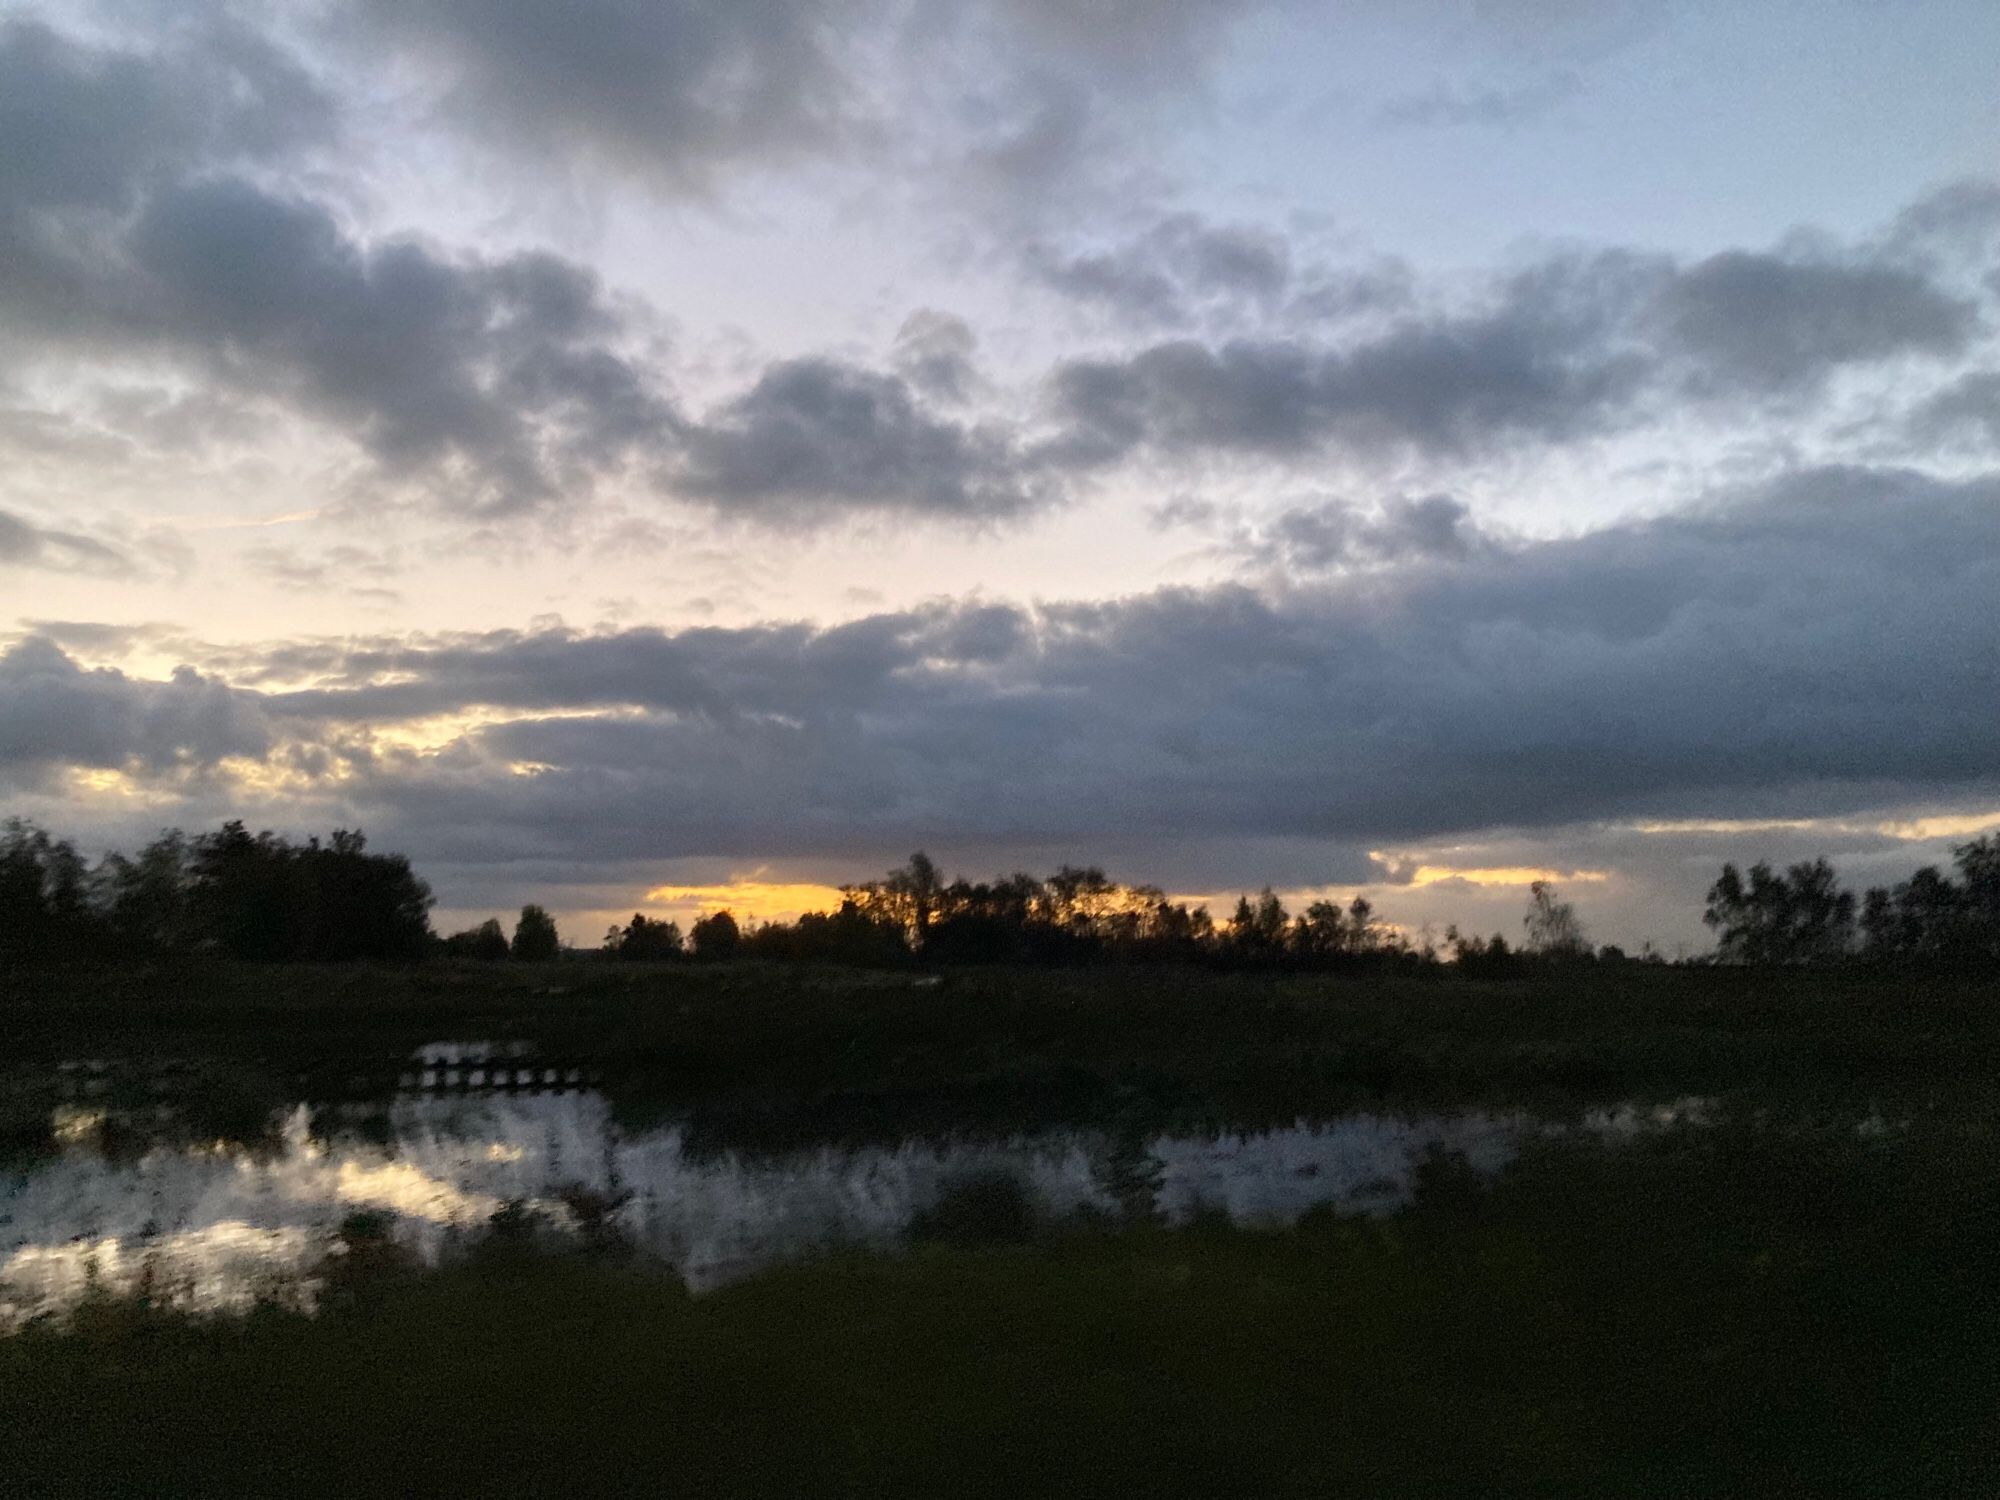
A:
3 1120 1995 1498
3 960 1997 1158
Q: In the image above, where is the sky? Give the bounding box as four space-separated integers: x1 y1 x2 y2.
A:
4 0 1999 952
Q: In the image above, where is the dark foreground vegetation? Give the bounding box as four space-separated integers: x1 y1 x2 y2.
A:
4 1122 1994 1498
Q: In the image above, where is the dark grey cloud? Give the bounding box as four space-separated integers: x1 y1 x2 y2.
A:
1655 252 1978 394
1288 262 1420 326
341 0 862 193
0 16 331 215
948 71 1121 221
0 510 133 576
0 19 678 514
0 15 1057 527
0 15 333 327
1025 213 1418 335
676 358 1043 523
0 634 271 786
32 464 1977 869
1045 253 1658 467
1907 369 2000 450
1884 178 2000 266
1043 235 1987 471
1025 213 1295 328
335 0 1273 186
120 180 677 512
359 466 1997 862
4 12 1994 534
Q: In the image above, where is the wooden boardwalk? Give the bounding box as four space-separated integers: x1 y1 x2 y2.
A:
54 1055 607 1100
394 1058 604 1093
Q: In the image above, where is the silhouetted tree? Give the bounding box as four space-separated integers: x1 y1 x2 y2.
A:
1292 896 1385 964
1226 888 1289 961
1523 880 1589 959
1448 927 1516 975
1141 898 1215 961
183 823 431 961
740 899 910 966
188 821 305 959
511 905 559 961
1704 859 1855 965
1862 836 2000 969
849 852 946 948
0 819 93 960
444 919 510 961
604 913 684 960
96 829 194 954
1043 865 1118 934
689 908 741 959
300 831 433 961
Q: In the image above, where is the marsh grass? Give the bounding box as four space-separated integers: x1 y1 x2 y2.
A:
3 1121 1995 1497
907 1170 1043 1246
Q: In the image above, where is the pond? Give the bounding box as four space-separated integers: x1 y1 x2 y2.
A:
1 1043 1716 1327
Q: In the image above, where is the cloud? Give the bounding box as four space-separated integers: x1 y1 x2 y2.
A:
0 15 333 324
0 20 679 515
0 511 134 576
675 357 1044 523
0 15 331 210
24 464 1976 866
334 0 1276 197
1025 213 1420 335
9 13 1992 537
29 169 674 512
0 635 271 786
1025 213 1296 328
10 620 179 658
14 462 2000 948
1044 254 1658 468
1883 177 2000 266
1042 231 1988 471
892 310 982 404
340 0 864 193
123 180 678 513
1903 369 2000 451
1186 493 1506 574
1655 252 1979 394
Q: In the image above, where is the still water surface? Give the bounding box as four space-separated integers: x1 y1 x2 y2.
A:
2 1045 1708 1327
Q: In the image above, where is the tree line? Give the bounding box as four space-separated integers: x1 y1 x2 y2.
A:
0 819 432 962
4 816 1997 971
1703 840 2000 969
431 835 2000 974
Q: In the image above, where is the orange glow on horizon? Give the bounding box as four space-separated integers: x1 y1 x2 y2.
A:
637 879 849 924
1405 864 1611 889
1630 811 2000 841
1873 812 2000 840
